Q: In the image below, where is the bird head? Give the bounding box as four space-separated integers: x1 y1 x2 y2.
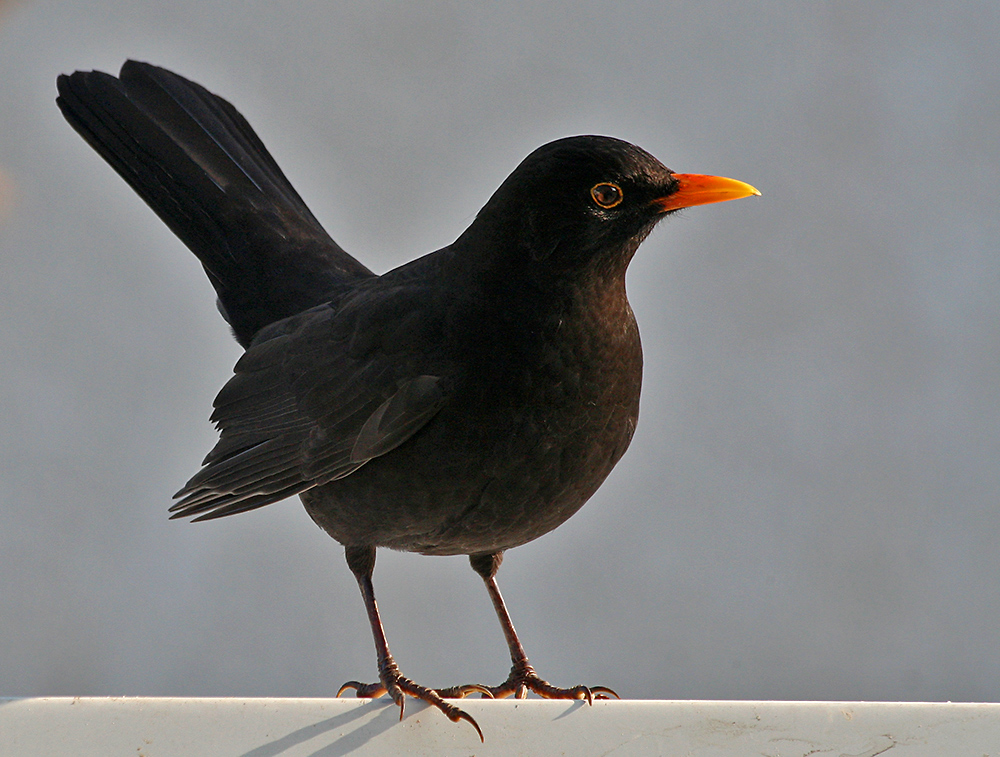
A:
467 135 759 283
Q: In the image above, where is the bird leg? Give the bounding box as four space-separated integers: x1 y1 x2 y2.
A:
337 545 485 741
456 551 619 702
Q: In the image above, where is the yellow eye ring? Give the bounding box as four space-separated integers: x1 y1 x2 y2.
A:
590 182 623 209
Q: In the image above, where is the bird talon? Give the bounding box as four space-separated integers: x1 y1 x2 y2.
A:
336 680 386 698
455 710 485 742
345 664 483 740
591 685 620 700
435 683 495 700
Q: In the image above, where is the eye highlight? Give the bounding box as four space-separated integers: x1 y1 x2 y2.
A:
590 182 623 209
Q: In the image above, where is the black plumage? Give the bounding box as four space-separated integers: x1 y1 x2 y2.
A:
57 60 758 739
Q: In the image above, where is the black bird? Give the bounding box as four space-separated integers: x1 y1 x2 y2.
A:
56 60 759 739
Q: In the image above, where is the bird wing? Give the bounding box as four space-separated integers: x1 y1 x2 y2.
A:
170 287 452 521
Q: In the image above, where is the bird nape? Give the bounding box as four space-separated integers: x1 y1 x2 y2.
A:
56 60 759 741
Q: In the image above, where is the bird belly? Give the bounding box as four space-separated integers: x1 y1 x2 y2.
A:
302 310 642 556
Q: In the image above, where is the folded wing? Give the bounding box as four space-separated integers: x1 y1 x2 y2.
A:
171 295 451 521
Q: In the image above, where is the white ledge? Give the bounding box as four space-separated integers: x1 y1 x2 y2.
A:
2 697 999 756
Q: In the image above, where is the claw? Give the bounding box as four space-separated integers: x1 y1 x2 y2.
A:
591 685 620 700
434 683 495 699
451 708 485 742
339 672 484 742
337 680 386 698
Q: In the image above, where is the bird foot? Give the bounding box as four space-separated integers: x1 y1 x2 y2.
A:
442 661 619 703
337 659 487 742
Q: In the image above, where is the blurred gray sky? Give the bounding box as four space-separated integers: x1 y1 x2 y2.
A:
2 1 998 702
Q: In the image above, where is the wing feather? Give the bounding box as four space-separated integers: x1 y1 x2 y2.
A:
171 289 452 519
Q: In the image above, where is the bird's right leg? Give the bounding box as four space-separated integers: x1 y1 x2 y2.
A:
336 544 485 741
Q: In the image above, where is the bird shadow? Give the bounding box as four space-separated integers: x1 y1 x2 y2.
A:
236 699 399 757
552 700 590 721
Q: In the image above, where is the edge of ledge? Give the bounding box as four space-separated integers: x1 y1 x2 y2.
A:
3 697 999 756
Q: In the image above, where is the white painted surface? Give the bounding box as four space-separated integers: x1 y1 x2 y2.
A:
2 698 998 756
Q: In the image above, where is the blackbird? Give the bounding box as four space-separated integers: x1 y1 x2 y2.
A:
56 60 759 739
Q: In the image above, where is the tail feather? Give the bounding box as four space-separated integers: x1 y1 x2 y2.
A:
57 60 372 345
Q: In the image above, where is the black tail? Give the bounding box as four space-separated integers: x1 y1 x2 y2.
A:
56 60 372 346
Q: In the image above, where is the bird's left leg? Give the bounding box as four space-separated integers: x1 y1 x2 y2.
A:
438 551 618 702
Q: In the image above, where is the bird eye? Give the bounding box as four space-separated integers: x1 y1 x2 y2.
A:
590 182 623 209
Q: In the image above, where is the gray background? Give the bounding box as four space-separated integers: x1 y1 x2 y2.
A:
2 1 998 702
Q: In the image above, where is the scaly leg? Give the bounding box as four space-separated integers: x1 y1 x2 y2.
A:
336 545 486 741
443 552 618 702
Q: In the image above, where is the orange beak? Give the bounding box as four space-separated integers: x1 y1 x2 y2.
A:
655 173 761 212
